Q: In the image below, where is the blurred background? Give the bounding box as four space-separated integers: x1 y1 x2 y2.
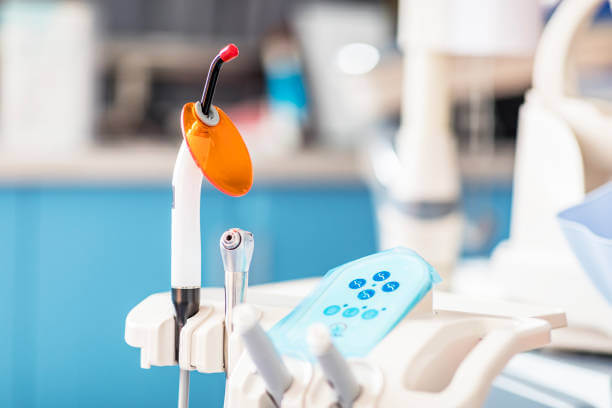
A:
1 0 612 407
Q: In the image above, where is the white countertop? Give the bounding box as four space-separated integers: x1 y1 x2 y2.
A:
0 143 514 186
0 144 360 186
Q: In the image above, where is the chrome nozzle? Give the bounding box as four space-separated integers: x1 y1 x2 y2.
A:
220 228 254 273
221 229 242 250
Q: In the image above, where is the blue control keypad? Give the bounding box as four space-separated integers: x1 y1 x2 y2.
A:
357 289 375 300
323 305 341 315
372 271 390 281
269 247 441 359
348 278 366 289
342 307 359 317
362 309 378 320
382 281 400 292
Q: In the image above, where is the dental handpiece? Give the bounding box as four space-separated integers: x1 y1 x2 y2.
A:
171 141 202 408
307 324 361 408
220 228 254 376
234 304 293 406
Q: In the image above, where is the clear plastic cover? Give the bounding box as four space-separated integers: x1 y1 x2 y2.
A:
268 247 441 360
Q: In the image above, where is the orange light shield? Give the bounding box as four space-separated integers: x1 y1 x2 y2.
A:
181 102 253 196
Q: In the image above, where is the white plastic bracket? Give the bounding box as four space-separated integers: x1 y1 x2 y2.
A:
125 282 566 407
179 306 213 370
126 288 281 374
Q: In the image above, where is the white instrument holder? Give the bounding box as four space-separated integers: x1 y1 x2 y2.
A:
125 279 565 407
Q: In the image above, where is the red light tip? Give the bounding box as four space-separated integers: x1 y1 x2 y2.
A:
219 43 239 62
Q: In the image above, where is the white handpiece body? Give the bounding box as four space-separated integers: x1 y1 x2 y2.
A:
171 141 203 289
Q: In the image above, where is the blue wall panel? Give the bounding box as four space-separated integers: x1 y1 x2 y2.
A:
33 188 177 407
200 186 378 286
1 181 511 407
0 190 17 407
461 181 513 257
3 185 376 407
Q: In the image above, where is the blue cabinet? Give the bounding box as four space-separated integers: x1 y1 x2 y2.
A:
1 181 512 407
0 190 17 407
2 185 376 407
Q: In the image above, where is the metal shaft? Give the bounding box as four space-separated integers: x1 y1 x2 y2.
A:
178 368 190 408
220 228 254 376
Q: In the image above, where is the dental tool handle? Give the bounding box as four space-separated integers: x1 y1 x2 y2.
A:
171 141 203 408
308 324 361 408
220 228 254 376
221 270 248 407
223 271 247 372
171 141 203 289
234 305 293 406
224 271 248 333
173 293 198 408
171 141 202 353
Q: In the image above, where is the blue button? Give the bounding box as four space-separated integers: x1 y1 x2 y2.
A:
330 323 347 337
372 271 390 281
382 281 400 292
324 305 341 315
362 309 379 320
349 278 366 289
342 307 359 317
357 289 375 300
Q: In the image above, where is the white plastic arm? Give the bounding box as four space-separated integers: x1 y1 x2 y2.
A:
440 318 551 407
533 0 603 98
171 141 203 288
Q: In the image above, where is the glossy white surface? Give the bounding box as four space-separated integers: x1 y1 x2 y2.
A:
171 141 203 288
125 281 565 407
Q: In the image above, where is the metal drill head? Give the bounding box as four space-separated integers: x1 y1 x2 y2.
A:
222 229 241 250
220 228 254 273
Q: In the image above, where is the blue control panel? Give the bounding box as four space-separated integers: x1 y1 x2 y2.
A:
268 247 441 359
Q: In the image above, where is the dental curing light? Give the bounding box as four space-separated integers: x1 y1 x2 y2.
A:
220 228 254 376
171 43 252 408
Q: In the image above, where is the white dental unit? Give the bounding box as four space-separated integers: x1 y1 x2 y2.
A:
126 249 566 408
366 0 541 290
471 0 612 353
123 39 567 408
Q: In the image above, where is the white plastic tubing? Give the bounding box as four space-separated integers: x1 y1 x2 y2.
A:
171 141 204 289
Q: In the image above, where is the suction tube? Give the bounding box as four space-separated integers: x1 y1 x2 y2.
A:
308 324 361 408
234 304 293 406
